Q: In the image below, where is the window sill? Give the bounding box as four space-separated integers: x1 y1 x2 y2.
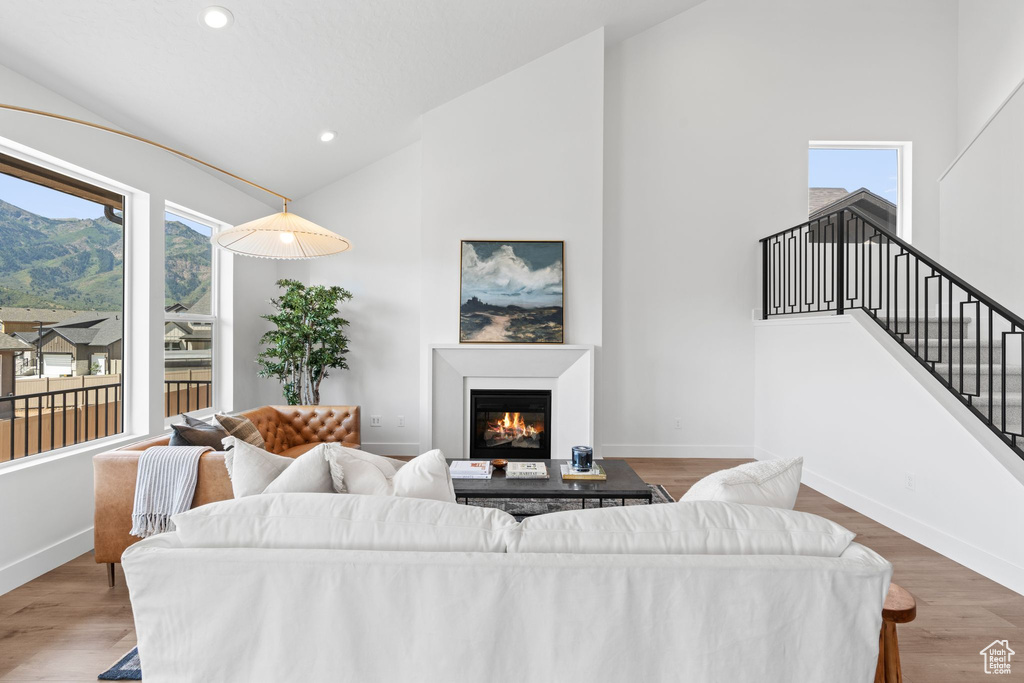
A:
0 431 159 475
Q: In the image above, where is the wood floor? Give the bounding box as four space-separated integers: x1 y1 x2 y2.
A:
0 458 1021 681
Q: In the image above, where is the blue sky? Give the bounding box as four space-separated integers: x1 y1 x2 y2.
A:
0 172 107 219
165 211 212 237
0 171 211 236
808 148 898 205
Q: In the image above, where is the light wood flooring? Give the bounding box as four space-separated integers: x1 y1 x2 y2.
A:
0 458 1021 681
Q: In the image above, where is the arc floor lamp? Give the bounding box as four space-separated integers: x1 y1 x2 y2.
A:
0 103 351 260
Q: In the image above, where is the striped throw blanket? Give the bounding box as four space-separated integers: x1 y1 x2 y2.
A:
130 445 211 538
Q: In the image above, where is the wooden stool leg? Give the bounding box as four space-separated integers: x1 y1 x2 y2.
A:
881 620 902 683
106 563 115 588
874 625 886 683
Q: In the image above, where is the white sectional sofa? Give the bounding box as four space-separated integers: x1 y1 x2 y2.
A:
122 493 892 683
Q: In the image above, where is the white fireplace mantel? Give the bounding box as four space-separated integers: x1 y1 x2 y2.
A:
425 345 594 460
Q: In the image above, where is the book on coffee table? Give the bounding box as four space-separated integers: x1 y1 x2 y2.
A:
559 464 608 481
506 462 549 479
449 460 493 479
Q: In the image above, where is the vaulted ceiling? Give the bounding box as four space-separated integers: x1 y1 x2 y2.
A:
0 0 705 206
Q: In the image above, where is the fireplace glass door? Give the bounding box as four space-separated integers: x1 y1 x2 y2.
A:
470 389 551 459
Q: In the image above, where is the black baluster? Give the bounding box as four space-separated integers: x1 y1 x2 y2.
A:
762 240 768 320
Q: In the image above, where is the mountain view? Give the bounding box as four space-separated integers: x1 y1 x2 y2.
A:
0 199 210 311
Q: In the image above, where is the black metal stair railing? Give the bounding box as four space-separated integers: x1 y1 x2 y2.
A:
760 207 1024 460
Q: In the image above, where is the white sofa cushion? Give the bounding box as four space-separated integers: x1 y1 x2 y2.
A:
680 457 803 509
172 492 517 552
222 439 334 496
506 500 854 557
325 447 456 503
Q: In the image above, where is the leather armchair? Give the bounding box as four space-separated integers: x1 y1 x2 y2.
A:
94 405 359 583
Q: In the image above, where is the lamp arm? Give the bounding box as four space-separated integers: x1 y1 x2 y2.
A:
0 102 292 208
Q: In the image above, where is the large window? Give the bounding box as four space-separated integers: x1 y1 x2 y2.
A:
808 142 911 241
0 151 124 461
164 207 216 418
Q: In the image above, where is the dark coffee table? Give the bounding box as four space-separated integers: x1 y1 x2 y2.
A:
450 459 653 509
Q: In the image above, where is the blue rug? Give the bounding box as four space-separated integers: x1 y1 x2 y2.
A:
98 647 141 680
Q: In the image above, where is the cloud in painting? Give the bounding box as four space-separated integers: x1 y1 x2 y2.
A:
461 243 562 308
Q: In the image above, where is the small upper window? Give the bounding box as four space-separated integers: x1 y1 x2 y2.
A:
808 144 910 240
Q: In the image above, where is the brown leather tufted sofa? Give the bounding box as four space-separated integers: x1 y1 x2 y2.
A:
93 405 359 584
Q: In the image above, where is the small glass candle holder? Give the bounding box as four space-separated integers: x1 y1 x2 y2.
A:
571 446 593 472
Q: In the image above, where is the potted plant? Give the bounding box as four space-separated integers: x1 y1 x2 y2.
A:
256 279 352 405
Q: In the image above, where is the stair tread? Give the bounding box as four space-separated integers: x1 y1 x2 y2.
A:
890 316 973 323
974 394 1024 406
903 338 1003 347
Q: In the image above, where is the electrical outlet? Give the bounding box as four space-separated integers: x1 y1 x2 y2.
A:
674 418 682 429
904 473 916 491
397 415 406 428
370 415 383 427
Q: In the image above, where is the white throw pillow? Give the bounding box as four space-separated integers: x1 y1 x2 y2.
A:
172 492 516 552
223 438 292 497
680 457 803 509
392 449 455 502
507 500 854 557
223 438 334 497
263 445 335 495
325 446 456 503
326 447 397 495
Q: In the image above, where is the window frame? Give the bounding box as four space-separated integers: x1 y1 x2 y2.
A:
163 201 227 424
808 141 913 244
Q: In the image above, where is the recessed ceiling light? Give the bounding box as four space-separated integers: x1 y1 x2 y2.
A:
319 130 337 143
200 6 234 29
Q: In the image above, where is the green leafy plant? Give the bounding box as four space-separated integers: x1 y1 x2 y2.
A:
256 279 353 405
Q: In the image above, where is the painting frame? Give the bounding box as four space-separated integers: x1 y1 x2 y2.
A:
459 239 565 344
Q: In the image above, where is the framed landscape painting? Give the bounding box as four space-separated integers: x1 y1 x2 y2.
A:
460 240 564 343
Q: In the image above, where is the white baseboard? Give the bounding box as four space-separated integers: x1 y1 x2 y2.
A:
599 444 763 459
360 442 422 457
0 527 93 596
796 465 1024 596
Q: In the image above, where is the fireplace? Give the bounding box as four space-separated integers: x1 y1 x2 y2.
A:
470 389 551 459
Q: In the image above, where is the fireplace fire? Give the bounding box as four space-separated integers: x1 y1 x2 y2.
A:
470 389 551 459
483 412 543 448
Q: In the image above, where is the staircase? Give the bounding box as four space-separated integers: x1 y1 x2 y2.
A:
761 208 1024 458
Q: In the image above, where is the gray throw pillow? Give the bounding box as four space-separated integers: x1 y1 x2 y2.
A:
169 422 230 449
182 413 210 428
215 413 266 449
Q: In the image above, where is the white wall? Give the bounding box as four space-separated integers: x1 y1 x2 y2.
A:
940 85 1024 314
419 30 605 451
756 312 1024 594
956 0 1024 147
601 0 957 458
939 2 1024 315
290 144 422 455
0 62 285 593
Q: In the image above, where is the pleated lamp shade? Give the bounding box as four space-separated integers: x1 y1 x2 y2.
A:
211 211 351 259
